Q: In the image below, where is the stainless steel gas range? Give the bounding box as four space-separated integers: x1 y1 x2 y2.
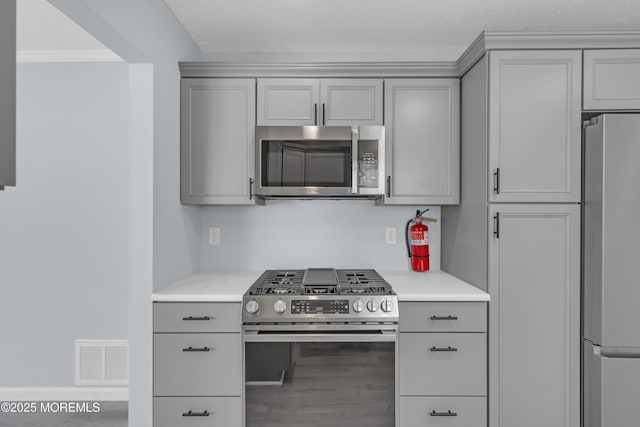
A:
243 268 399 336
243 268 398 427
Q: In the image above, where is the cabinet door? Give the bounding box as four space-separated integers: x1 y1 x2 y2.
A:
488 204 580 427
489 51 581 203
181 78 257 205
584 49 640 110
0 0 16 189
257 78 319 125
384 79 460 205
320 79 383 125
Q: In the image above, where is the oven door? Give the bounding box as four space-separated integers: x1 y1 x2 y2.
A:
244 325 396 427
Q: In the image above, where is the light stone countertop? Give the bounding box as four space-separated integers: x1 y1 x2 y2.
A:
152 270 489 303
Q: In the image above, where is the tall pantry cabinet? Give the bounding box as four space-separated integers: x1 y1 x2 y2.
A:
442 51 581 427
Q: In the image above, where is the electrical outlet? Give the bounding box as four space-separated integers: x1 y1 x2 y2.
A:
385 227 397 245
208 227 221 245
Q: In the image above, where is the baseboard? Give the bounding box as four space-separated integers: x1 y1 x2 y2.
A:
0 387 128 401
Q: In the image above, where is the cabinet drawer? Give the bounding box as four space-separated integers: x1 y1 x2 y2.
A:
399 396 486 427
399 333 486 396
400 302 486 332
154 397 241 427
154 302 241 333
154 333 241 396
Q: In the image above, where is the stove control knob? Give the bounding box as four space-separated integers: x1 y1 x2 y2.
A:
274 299 287 314
366 299 379 312
245 300 259 314
353 299 365 313
380 299 394 313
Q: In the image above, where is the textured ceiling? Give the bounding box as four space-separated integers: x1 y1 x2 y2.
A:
164 0 640 59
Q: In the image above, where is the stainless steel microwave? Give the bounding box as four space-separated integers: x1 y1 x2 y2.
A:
255 126 385 198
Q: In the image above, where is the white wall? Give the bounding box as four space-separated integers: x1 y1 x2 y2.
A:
200 202 441 271
0 62 129 386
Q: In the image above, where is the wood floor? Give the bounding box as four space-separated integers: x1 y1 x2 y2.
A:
246 342 395 427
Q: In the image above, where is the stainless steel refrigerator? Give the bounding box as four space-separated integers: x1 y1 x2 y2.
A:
583 114 640 427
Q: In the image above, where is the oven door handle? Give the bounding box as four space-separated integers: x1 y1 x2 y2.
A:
243 330 397 343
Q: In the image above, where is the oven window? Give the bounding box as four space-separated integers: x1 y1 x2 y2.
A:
245 342 395 427
261 140 352 187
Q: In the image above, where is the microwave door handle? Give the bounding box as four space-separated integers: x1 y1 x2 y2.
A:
351 126 359 194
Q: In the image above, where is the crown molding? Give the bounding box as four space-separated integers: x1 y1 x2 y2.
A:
456 32 488 77
457 30 640 76
179 61 459 78
482 29 640 50
17 49 122 63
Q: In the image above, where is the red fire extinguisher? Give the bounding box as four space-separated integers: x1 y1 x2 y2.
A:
406 209 431 272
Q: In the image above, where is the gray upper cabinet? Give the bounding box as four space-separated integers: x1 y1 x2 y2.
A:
0 0 16 190
257 78 319 125
383 79 460 205
181 78 257 205
257 78 383 126
583 49 640 110
489 50 582 203
488 204 580 427
320 79 383 125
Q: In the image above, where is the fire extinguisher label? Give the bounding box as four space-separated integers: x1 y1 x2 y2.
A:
411 231 428 245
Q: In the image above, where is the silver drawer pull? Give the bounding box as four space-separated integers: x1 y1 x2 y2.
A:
182 316 212 321
430 410 458 417
430 315 458 320
182 410 211 417
182 346 212 352
430 346 458 352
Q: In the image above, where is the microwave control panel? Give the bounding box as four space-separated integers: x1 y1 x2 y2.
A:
359 152 378 188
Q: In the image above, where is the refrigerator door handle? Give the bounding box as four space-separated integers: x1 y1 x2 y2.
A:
593 345 640 359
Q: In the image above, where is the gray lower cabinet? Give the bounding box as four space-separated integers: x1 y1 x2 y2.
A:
154 397 242 427
154 333 242 396
382 79 460 205
399 333 486 396
153 302 242 427
398 301 487 427
180 78 257 205
583 49 640 110
0 0 16 190
488 204 580 427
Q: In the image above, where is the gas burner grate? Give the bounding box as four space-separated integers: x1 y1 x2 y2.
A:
248 270 304 295
341 286 394 295
255 287 300 295
336 270 393 295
